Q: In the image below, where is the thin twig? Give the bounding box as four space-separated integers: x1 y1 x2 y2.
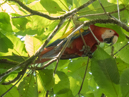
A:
8 0 96 20
78 7 126 19
78 57 90 95
8 0 59 20
11 14 33 18
35 58 57 70
54 59 59 74
89 26 100 44
98 0 110 18
79 30 88 48
111 46 114 56
117 0 120 21
0 0 7 6
79 30 90 54
113 42 129 55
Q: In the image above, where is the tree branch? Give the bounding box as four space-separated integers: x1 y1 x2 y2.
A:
11 14 33 18
8 0 96 20
8 0 59 20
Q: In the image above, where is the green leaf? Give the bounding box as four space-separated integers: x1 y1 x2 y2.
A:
91 47 120 97
0 32 13 52
115 40 129 64
54 71 73 97
18 74 38 97
108 0 129 5
116 58 129 74
25 35 43 56
9 35 27 56
38 69 55 91
40 0 67 14
68 57 88 80
0 12 12 32
20 0 35 4
120 68 129 97
0 84 19 97
11 13 29 31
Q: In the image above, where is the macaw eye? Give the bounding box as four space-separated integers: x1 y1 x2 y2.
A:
109 30 112 32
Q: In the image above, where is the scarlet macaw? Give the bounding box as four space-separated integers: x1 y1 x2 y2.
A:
36 24 119 63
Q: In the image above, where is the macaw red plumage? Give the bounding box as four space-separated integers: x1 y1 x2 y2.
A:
36 25 119 63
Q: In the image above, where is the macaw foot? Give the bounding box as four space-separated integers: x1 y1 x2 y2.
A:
80 45 92 58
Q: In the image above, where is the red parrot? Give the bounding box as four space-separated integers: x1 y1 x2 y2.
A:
36 25 119 63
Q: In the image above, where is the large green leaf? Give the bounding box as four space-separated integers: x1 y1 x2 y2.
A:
0 84 19 97
25 35 43 56
40 0 68 14
120 68 129 97
7 35 27 57
91 47 120 97
0 12 12 32
18 74 38 97
68 57 88 80
38 69 55 91
116 58 129 74
53 71 73 97
0 32 13 52
11 13 29 31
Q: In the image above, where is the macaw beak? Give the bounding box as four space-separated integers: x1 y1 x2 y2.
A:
104 35 118 45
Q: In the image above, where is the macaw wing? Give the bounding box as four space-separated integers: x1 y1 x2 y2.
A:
47 29 90 47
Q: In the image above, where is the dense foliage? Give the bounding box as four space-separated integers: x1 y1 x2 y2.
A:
0 0 129 97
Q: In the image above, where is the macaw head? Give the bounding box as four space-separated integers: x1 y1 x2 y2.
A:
89 25 119 45
101 28 119 45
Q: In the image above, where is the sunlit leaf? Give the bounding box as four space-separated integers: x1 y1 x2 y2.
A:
38 69 55 91
18 74 38 97
40 0 68 14
7 35 27 57
11 13 29 31
25 35 42 56
0 32 13 52
53 71 73 96
0 84 19 97
0 12 12 32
